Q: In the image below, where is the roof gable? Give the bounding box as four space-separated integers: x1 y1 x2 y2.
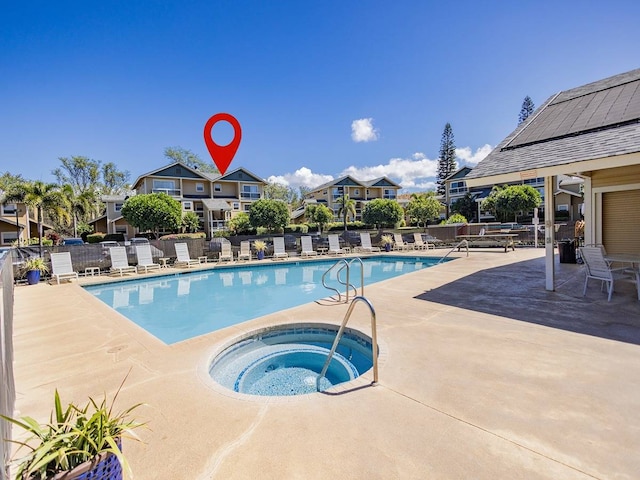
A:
218 167 265 184
362 176 401 188
132 162 210 187
445 166 472 181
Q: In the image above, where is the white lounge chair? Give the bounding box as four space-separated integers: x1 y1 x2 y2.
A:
135 244 161 273
300 236 317 257
109 246 137 276
579 246 637 302
412 233 433 250
238 241 251 261
358 232 380 253
219 241 233 262
50 252 79 284
272 237 289 260
393 233 413 251
174 242 200 268
328 234 346 255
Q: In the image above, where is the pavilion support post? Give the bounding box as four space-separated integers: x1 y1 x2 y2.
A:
544 175 555 291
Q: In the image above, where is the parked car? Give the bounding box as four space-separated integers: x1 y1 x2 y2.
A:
62 238 85 245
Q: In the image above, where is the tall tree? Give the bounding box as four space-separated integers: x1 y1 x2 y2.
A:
164 146 219 174
121 193 182 238
335 194 356 231
518 96 535 125
405 192 442 229
436 123 457 196
263 182 299 205
52 156 101 195
60 184 101 237
248 199 290 232
101 162 130 195
4 181 69 248
362 199 404 230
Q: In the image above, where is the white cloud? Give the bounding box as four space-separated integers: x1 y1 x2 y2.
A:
351 118 379 142
268 144 492 193
266 167 334 189
455 144 492 165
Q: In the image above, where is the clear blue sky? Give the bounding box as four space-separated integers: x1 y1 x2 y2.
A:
1 1 638 191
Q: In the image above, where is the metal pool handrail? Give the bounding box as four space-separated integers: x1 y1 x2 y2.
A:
321 259 349 302
316 296 378 391
337 257 364 301
438 239 469 264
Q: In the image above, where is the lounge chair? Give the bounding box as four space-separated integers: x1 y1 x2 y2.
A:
238 241 251 261
328 234 346 255
579 246 637 301
109 246 137 276
358 232 381 253
393 233 413 251
272 237 289 260
219 241 233 262
135 244 161 273
412 233 434 250
174 242 200 268
50 252 79 284
300 236 317 257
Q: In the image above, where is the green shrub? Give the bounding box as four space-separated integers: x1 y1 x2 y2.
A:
86 233 106 244
158 232 206 240
103 233 125 242
284 224 308 233
212 231 230 238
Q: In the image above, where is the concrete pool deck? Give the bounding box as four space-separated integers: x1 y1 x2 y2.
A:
9 248 640 479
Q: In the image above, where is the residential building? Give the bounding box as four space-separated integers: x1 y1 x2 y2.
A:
91 162 266 239
0 200 50 246
464 67 640 289
294 175 401 223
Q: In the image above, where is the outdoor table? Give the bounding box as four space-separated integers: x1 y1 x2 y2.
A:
455 234 518 253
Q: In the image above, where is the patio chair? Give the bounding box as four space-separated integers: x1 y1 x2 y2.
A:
579 246 636 302
50 252 79 284
358 232 381 253
393 233 413 251
174 242 200 268
300 236 318 257
238 241 251 261
135 244 161 273
328 234 346 255
272 237 289 260
219 241 233 262
109 246 137 277
413 233 434 250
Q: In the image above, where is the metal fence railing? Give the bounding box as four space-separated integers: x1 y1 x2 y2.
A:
0 251 16 480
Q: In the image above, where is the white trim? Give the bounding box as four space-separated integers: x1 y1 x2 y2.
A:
544 176 555 291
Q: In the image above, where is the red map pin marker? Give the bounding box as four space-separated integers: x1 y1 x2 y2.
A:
203 113 242 175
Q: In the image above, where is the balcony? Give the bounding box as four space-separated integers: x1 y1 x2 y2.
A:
152 188 181 197
209 220 228 231
448 187 468 195
240 192 261 200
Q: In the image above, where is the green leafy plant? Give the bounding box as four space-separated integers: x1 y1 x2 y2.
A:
22 257 49 274
380 235 394 246
1 376 144 480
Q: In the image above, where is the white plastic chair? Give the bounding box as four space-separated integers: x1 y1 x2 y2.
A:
413 233 434 250
579 246 636 301
174 242 200 268
109 247 137 276
135 244 161 273
219 241 233 262
238 241 251 261
393 233 412 251
272 237 288 260
359 232 380 253
300 236 317 257
50 252 79 284
328 234 345 255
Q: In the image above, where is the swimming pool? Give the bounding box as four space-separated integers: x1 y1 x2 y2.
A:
85 256 444 344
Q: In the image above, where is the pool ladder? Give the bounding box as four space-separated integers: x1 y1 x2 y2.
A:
316 295 378 391
321 258 365 303
438 239 469 264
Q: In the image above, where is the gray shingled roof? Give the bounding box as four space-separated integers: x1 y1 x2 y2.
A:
467 68 640 181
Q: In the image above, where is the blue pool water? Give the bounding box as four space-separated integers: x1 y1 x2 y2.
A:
85 256 443 344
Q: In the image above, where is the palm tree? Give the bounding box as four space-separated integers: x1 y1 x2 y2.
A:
336 192 356 232
61 184 101 237
4 181 69 248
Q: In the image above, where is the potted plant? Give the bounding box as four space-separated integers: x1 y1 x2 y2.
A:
253 240 267 260
1 379 143 480
22 257 49 285
380 235 394 252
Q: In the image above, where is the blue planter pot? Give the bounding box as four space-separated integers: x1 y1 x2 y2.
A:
257 251 265 260
26 270 41 285
384 244 391 252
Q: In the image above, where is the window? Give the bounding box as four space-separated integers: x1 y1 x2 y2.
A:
383 189 396 199
114 203 123 212
2 203 17 215
152 179 178 195
1 232 18 245
366 189 370 196
196 182 204 192
214 183 222 192
233 202 240 210
241 184 260 200
354 189 360 196
557 204 569 212
332 188 342 199
182 201 193 211
449 181 467 195
243 204 252 212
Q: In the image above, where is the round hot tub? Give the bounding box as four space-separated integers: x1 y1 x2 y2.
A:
209 324 374 396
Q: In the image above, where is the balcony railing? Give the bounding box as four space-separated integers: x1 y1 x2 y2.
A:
448 187 468 195
209 220 228 231
240 192 261 200
152 188 181 196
